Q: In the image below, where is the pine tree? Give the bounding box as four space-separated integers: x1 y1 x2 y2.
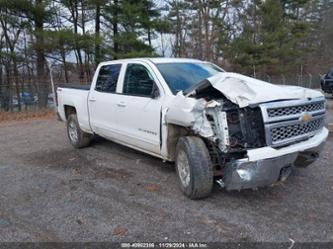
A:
103 0 163 59
226 0 311 76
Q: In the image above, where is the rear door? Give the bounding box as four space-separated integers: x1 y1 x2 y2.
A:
88 63 124 138
115 62 163 154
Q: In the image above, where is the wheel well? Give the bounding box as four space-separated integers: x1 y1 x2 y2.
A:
166 124 223 176
64 105 76 120
166 124 190 161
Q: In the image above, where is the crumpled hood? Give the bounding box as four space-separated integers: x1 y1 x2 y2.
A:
207 72 323 108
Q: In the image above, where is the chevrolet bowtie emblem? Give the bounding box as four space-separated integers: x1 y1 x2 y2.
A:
299 112 313 122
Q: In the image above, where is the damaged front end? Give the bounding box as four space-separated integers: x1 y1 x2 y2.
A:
165 73 327 191
165 83 271 190
166 79 266 154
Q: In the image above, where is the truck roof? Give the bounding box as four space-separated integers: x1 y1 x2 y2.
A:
100 57 205 65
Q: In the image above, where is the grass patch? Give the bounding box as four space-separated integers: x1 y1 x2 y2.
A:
0 109 55 123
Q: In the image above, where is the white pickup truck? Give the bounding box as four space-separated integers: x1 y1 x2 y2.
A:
57 58 328 199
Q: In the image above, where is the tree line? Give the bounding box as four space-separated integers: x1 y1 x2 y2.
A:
0 0 332 111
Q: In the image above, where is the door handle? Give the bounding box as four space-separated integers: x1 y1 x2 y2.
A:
89 98 96 102
117 101 126 107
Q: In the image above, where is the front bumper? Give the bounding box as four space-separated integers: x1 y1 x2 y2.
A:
223 128 328 191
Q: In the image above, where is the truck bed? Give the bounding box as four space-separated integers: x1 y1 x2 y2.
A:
57 85 92 133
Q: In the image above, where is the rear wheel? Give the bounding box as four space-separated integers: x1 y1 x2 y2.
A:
67 113 93 148
175 136 213 199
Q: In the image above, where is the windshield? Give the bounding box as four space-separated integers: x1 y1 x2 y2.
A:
156 62 224 94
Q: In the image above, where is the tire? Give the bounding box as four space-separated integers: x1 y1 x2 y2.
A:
175 136 213 199
67 113 93 148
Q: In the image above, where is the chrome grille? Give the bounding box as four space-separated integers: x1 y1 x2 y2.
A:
267 101 325 118
270 117 325 145
260 97 326 147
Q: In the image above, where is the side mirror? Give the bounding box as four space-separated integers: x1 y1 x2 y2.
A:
151 84 160 99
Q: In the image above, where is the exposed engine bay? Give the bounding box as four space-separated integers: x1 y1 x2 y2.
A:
206 98 266 152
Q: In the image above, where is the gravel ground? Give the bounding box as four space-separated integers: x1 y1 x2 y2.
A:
0 113 332 242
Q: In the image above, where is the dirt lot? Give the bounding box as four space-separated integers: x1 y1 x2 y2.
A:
0 114 332 242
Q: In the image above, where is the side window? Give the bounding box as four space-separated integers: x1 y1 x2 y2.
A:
123 64 155 97
95 64 122 93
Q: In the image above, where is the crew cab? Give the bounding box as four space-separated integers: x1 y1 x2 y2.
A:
57 58 328 199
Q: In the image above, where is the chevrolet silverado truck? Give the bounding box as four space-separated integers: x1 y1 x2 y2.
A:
57 58 328 199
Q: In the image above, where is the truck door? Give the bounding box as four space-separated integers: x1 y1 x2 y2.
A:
115 63 163 154
88 63 124 138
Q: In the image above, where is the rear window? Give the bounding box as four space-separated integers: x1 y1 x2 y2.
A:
156 62 223 94
95 64 122 93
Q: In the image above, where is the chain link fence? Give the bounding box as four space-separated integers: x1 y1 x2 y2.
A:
0 66 92 113
0 82 55 112
256 73 322 89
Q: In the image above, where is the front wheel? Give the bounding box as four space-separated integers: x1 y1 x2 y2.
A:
175 136 213 199
67 113 93 148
